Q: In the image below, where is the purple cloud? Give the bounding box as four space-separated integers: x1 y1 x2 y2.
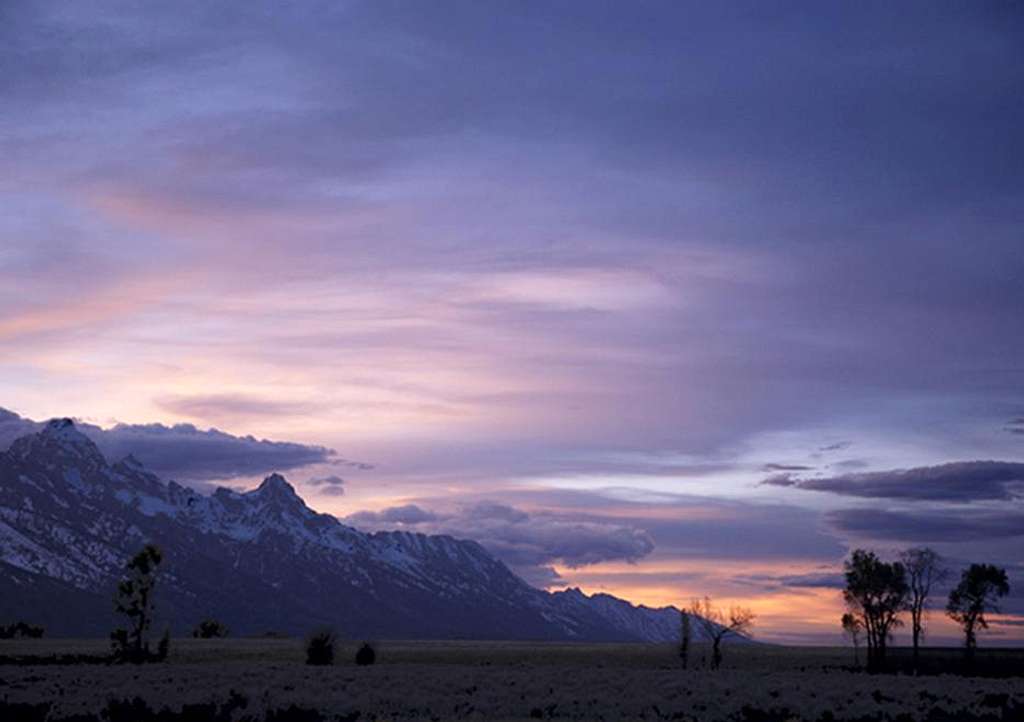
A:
0 407 336 483
765 461 1024 502
346 505 441 526
827 508 1024 542
305 474 346 496
345 499 655 582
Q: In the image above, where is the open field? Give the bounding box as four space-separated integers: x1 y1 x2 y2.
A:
2 639 1023 721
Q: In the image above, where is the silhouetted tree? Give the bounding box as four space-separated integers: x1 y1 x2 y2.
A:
0 622 44 639
946 563 1009 664
843 549 907 671
111 544 164 663
192 619 230 639
355 642 376 665
900 547 947 673
305 628 337 665
689 596 755 669
156 628 170 661
679 609 692 670
841 612 862 667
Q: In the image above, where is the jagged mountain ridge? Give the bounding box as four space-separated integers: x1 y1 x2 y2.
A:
0 419 711 642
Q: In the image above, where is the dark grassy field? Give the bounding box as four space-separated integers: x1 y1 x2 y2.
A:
1 639 1022 721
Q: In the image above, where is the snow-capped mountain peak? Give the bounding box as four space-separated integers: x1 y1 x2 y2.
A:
0 421 691 642
8 417 104 466
255 472 301 502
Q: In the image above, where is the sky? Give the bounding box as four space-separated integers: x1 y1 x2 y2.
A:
1 1 1023 644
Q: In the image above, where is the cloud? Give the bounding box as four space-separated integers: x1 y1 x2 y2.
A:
818 442 852 453
346 504 441 526
305 474 346 496
156 393 324 421
0 408 37 450
345 499 655 584
764 461 1024 502
1007 418 1024 435
736 571 845 590
458 502 656 570
761 473 799 488
827 508 1024 542
515 565 566 587
0 407 336 483
762 463 813 472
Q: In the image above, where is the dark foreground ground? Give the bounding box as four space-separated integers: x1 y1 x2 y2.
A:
1 639 1022 721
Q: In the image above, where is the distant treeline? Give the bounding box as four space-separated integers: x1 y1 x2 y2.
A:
0 621 44 639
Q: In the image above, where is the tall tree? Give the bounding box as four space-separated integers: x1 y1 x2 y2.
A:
841 612 863 668
689 596 754 670
679 609 692 670
900 547 947 672
111 544 164 663
946 563 1009 663
843 549 908 671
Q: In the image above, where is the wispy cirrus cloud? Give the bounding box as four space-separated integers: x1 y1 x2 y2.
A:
156 393 326 422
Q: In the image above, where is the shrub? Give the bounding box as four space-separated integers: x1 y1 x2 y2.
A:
0 621 45 639
355 642 376 666
192 619 230 638
156 628 170 661
305 628 337 666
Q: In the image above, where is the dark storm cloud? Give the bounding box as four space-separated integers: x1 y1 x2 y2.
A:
762 463 814 472
764 461 1024 502
827 508 1024 543
0 408 336 482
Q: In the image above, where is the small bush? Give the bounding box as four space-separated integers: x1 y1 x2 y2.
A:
192 619 230 638
305 628 337 666
156 628 170 661
355 642 376 666
266 706 325 722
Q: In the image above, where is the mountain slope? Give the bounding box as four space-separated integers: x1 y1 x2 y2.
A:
0 419 695 641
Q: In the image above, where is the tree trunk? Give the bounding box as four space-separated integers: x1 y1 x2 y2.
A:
912 623 920 674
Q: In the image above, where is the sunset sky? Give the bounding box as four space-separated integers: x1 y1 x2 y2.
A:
2 2 1023 644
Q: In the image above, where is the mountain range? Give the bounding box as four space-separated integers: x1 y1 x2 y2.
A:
0 418 703 642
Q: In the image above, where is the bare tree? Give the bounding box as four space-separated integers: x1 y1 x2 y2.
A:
689 596 755 669
841 612 863 668
900 547 947 673
679 609 691 670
